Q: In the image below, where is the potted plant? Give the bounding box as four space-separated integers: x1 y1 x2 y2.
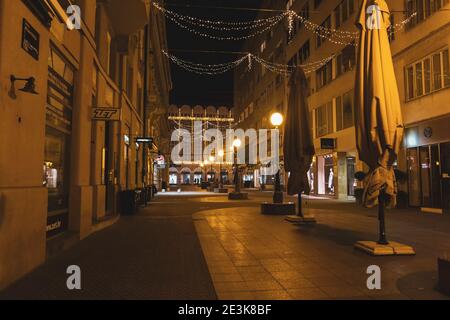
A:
438 254 450 296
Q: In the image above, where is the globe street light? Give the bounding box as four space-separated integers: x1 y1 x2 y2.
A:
271 112 284 127
271 112 284 204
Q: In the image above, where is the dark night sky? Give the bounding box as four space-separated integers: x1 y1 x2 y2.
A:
165 0 266 107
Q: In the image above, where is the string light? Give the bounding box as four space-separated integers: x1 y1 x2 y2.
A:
287 11 294 39
163 50 339 77
154 2 288 31
154 2 417 44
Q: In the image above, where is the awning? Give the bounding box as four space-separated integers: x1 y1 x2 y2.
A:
105 0 149 35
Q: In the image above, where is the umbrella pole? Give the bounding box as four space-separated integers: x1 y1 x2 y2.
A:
378 188 389 245
297 193 304 218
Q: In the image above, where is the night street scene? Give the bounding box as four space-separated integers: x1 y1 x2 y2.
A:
1 0 450 309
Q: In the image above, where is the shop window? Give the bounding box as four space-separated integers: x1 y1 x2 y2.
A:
45 47 75 237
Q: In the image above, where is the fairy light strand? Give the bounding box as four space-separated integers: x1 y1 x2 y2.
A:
163 50 339 76
154 2 417 43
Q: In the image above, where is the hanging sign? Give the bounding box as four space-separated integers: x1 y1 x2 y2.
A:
92 107 121 121
22 19 40 61
321 138 336 150
135 137 154 144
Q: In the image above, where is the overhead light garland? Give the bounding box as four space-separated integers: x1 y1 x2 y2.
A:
154 2 417 44
163 50 337 76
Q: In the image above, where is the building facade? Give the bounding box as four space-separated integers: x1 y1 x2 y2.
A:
167 105 235 188
0 0 171 289
234 0 450 210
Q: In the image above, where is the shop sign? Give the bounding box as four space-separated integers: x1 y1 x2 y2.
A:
92 107 121 121
321 138 336 150
22 19 40 60
136 137 154 144
46 214 68 238
424 127 433 138
155 154 166 170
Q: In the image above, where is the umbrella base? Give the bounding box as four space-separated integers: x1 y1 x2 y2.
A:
214 188 229 194
354 241 416 256
261 202 296 215
228 192 249 200
285 215 317 224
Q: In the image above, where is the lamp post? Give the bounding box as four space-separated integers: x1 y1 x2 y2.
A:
233 138 242 193
218 150 224 188
271 112 284 204
209 156 215 183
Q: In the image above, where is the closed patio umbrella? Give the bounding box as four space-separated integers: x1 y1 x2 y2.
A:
284 67 315 218
354 0 404 245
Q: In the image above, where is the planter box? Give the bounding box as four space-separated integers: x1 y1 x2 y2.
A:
438 257 450 296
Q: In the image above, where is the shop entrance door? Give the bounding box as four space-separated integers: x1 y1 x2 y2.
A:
441 142 450 213
105 123 115 215
347 157 356 197
408 145 442 209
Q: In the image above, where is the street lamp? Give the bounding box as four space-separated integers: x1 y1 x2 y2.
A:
271 112 284 204
271 112 284 127
218 150 224 188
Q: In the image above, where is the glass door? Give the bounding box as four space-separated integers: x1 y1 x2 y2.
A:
407 148 421 207
441 142 450 213
347 157 356 197
419 146 432 207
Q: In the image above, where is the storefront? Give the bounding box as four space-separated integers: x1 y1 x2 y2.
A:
169 167 179 185
316 154 335 196
405 116 450 213
44 46 75 238
220 170 229 185
207 170 216 182
193 169 203 185
181 168 192 184
312 152 357 199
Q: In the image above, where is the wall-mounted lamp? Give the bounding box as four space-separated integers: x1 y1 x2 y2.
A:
9 75 39 99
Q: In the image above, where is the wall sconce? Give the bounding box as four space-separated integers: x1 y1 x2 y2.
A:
9 75 39 99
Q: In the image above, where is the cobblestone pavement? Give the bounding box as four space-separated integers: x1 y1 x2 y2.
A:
1 190 450 300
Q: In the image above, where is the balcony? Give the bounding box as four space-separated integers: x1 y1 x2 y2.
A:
105 0 149 35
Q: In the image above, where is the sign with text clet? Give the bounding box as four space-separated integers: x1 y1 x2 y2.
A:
92 107 121 121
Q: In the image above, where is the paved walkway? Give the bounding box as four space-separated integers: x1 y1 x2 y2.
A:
194 194 450 300
1 190 449 300
0 195 218 300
